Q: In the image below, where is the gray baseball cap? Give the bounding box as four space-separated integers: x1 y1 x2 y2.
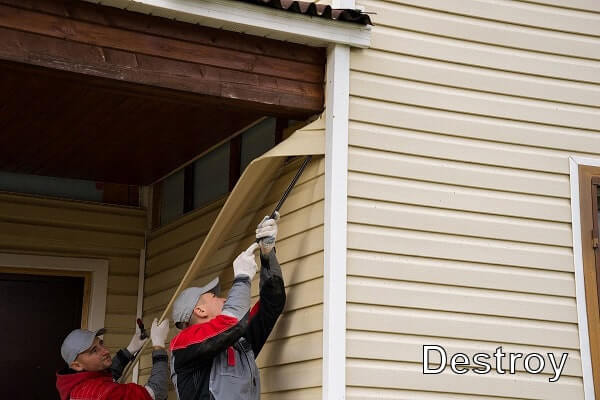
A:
172 277 220 329
61 328 106 365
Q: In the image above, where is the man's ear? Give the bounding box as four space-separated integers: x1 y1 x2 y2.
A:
194 305 208 319
70 360 84 372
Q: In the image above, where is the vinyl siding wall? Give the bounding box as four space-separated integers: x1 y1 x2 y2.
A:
141 149 325 399
0 192 146 354
346 0 600 398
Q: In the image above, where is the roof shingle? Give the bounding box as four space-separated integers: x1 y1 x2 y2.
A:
234 0 372 25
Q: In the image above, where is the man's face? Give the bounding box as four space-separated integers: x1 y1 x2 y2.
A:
70 337 112 372
196 292 226 321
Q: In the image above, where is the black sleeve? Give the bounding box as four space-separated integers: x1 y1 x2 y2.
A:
110 348 134 381
245 249 286 357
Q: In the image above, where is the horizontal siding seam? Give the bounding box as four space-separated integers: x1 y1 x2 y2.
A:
371 0 600 36
349 93 600 133
369 22 600 62
349 65 600 108
347 273 576 299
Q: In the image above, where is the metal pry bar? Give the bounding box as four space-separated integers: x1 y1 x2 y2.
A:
270 155 312 218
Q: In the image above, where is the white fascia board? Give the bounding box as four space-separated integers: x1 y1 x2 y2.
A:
569 156 600 400
87 0 371 48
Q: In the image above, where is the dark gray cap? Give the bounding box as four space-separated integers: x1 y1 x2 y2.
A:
172 277 220 329
61 328 106 365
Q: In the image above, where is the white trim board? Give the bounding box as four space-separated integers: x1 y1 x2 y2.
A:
323 42 350 400
84 0 371 48
0 253 108 331
569 156 600 400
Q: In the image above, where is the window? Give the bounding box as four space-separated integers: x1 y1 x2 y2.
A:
0 171 138 206
154 118 285 227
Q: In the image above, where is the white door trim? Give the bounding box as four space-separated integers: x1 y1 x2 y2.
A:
0 252 108 331
569 156 600 400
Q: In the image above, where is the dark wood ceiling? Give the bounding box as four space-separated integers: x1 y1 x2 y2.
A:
0 0 325 186
0 61 263 185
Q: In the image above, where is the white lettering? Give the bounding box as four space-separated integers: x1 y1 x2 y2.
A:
523 353 545 374
422 345 446 374
548 353 569 383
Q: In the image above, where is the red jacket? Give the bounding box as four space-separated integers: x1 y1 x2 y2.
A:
56 369 152 400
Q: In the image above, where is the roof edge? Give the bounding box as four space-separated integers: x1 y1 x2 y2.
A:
85 0 371 48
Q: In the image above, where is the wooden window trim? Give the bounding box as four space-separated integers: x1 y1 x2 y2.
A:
578 165 600 397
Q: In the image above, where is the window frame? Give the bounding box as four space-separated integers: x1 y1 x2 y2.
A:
151 117 288 229
571 159 600 400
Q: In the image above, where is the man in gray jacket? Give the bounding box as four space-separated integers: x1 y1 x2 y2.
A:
170 213 286 400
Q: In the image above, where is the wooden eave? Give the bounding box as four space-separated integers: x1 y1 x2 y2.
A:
0 0 325 185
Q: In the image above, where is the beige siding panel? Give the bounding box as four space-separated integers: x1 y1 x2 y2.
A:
261 387 322 400
0 193 145 352
144 156 324 397
352 50 600 107
347 304 579 349
347 386 522 400
348 172 572 223
347 250 575 297
348 0 595 398
260 359 322 393
347 359 583 399
369 27 600 83
0 220 144 250
0 193 146 233
347 330 582 376
351 71 600 131
348 224 573 272
107 275 139 295
349 147 570 198
517 0 600 13
147 201 223 258
350 97 600 153
378 0 600 35
348 198 572 247
257 331 322 368
362 0 600 59
348 276 576 322
349 122 578 174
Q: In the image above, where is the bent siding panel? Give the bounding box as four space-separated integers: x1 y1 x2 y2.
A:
0 193 146 354
348 0 600 397
141 155 325 398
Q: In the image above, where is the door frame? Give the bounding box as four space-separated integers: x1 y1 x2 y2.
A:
0 253 108 331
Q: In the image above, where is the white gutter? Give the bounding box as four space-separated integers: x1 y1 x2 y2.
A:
569 156 600 400
86 0 371 48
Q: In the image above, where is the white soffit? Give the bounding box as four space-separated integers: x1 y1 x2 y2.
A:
86 0 371 48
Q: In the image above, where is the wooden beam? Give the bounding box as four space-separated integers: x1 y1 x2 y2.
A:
0 1 325 116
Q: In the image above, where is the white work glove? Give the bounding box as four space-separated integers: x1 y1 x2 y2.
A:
256 212 279 255
126 325 148 354
151 318 170 349
233 243 259 281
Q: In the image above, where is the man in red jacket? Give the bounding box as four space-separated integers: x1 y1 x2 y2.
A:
56 319 170 400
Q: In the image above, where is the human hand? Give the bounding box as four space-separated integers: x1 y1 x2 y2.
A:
256 212 279 255
150 318 170 349
233 243 259 280
126 324 148 354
